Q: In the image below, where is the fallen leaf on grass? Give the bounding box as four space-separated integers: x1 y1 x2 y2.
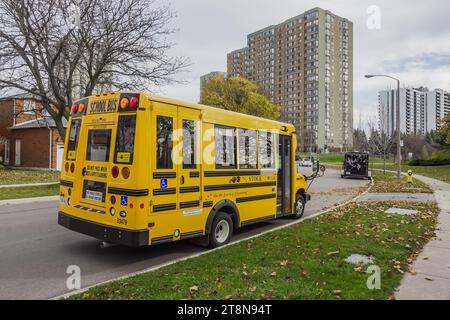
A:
279 260 288 267
327 251 340 256
332 289 341 295
190 286 199 294
270 272 277 277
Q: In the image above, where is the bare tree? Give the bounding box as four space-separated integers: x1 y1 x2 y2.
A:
367 118 394 174
0 0 188 139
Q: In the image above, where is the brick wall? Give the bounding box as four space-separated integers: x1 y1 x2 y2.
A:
10 128 51 168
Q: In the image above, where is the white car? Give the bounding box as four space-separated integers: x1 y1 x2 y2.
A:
300 157 314 167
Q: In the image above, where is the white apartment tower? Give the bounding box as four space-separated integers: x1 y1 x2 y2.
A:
378 87 450 135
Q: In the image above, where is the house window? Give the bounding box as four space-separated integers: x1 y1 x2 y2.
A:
23 100 35 114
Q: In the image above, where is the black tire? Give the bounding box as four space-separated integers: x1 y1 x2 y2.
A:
209 212 233 248
292 194 306 219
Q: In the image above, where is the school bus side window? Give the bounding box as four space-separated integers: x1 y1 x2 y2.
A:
238 128 257 169
66 119 81 160
182 119 196 169
115 115 136 164
259 131 275 168
156 115 173 169
215 125 236 169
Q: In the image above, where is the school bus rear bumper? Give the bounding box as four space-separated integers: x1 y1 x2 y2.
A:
58 211 149 247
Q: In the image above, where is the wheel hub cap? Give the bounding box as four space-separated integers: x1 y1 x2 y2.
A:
215 220 230 243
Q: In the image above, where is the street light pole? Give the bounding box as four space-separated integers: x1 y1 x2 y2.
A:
395 79 401 180
365 74 402 180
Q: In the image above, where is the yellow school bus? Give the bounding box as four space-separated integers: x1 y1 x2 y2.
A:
58 92 310 248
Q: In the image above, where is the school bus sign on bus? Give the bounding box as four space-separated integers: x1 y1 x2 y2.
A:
58 92 311 248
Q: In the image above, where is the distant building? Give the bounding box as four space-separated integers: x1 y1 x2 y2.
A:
378 87 450 135
0 93 67 170
227 7 353 152
200 71 227 100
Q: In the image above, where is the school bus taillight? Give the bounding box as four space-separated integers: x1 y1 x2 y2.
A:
111 166 119 178
71 104 78 114
110 195 116 205
120 97 129 109
70 163 75 173
78 103 85 113
129 96 139 108
122 167 130 179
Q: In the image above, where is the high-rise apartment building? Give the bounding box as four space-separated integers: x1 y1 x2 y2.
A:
227 7 353 152
378 87 450 135
200 71 227 100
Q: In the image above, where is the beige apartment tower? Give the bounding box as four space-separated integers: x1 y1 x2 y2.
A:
227 7 353 152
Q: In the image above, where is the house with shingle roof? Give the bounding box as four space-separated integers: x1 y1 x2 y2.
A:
0 93 67 170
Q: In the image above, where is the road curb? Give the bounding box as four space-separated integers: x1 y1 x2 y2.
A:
52 178 374 300
0 182 59 189
0 195 59 206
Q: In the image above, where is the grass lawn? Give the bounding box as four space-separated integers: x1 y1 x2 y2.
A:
371 163 450 185
0 184 60 200
370 171 432 193
0 168 60 185
73 201 438 300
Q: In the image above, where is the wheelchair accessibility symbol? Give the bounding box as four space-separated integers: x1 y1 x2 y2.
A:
120 195 128 207
160 178 168 189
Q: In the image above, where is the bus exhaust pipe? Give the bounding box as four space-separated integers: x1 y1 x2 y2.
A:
100 241 116 249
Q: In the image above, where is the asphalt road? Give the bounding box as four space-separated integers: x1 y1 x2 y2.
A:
0 168 368 299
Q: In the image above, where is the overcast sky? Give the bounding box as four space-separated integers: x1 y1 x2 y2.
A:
156 0 450 127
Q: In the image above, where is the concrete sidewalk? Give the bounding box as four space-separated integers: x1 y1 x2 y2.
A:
0 181 59 188
394 174 450 300
0 195 59 206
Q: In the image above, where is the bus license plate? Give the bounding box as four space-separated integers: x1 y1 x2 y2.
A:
85 190 103 202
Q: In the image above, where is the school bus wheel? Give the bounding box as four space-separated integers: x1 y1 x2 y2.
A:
292 193 306 219
209 212 233 248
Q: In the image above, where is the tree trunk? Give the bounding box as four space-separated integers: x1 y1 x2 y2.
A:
54 116 66 141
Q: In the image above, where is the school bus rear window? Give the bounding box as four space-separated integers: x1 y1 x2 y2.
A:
86 129 112 162
66 119 81 160
115 115 136 164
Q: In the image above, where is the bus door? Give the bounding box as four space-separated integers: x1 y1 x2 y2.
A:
77 122 115 211
151 103 203 236
177 107 202 221
277 135 292 215
151 103 179 219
